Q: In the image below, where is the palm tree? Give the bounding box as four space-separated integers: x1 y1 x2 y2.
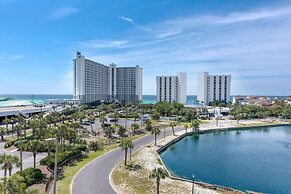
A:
133 112 139 124
149 167 168 194
190 119 200 131
151 128 161 146
124 109 129 130
103 126 115 138
131 123 139 134
183 124 189 133
170 122 177 136
0 174 26 194
28 118 39 136
0 154 21 178
88 114 95 134
8 155 21 176
3 117 10 134
99 113 106 128
128 140 134 161
0 127 6 141
112 112 119 125
46 140 55 159
26 140 43 168
13 124 22 139
119 138 133 165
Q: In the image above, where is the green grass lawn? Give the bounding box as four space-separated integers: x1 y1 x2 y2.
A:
56 133 148 194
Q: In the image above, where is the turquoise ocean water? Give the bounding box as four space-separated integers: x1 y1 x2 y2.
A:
0 94 286 107
0 94 198 107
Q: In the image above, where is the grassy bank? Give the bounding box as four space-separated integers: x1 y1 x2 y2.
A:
56 133 148 194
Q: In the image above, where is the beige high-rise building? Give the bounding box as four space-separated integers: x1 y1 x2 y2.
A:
74 52 142 104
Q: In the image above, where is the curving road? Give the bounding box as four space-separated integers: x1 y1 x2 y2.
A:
72 126 184 194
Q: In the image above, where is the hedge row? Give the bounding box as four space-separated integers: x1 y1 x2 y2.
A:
40 144 87 169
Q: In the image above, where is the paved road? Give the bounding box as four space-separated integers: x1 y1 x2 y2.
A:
72 126 184 194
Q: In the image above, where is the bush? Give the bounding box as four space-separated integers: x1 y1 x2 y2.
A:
13 139 28 147
15 168 45 186
40 144 87 169
3 168 45 193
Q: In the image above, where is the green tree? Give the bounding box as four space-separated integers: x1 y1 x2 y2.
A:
88 114 95 134
0 126 6 141
3 117 11 134
0 154 21 178
151 128 161 146
26 140 43 168
152 111 161 122
117 125 126 137
190 119 200 131
0 174 26 194
183 124 189 133
119 138 133 165
169 122 177 136
103 126 115 138
149 167 168 194
131 123 139 134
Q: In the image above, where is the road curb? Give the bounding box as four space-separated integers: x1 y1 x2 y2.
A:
70 133 151 194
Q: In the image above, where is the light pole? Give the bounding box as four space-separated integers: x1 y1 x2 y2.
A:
192 174 195 194
19 132 23 173
46 138 58 194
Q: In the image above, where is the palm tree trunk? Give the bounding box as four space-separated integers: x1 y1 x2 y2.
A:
157 179 160 194
129 148 132 161
1 135 3 141
124 150 127 165
90 124 93 134
4 169 7 179
33 153 36 168
125 118 128 129
172 127 175 136
9 169 12 176
155 134 157 146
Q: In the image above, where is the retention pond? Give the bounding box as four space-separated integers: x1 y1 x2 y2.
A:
160 125 291 193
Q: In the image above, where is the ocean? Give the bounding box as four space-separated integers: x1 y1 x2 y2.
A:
0 94 199 107
0 94 287 107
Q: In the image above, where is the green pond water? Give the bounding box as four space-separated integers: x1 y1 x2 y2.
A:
160 126 291 194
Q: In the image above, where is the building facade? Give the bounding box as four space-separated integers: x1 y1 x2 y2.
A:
74 52 142 104
156 72 187 104
197 72 231 105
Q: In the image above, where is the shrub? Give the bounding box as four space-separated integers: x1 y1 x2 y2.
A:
15 168 45 186
40 145 87 169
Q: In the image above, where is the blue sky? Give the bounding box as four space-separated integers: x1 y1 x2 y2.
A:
0 0 290 95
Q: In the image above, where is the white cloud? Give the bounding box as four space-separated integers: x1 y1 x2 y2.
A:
51 7 79 20
119 16 135 24
77 39 129 48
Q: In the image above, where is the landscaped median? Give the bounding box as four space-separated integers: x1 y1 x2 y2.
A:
57 133 148 194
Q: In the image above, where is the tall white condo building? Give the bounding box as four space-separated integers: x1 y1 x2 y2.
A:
156 72 187 104
74 52 142 104
197 72 231 105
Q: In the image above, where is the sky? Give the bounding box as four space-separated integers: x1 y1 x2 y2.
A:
0 0 290 95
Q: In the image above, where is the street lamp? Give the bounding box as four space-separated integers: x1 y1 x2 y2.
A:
46 138 58 194
192 174 195 194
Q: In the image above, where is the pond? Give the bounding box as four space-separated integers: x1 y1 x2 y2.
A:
160 125 291 193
